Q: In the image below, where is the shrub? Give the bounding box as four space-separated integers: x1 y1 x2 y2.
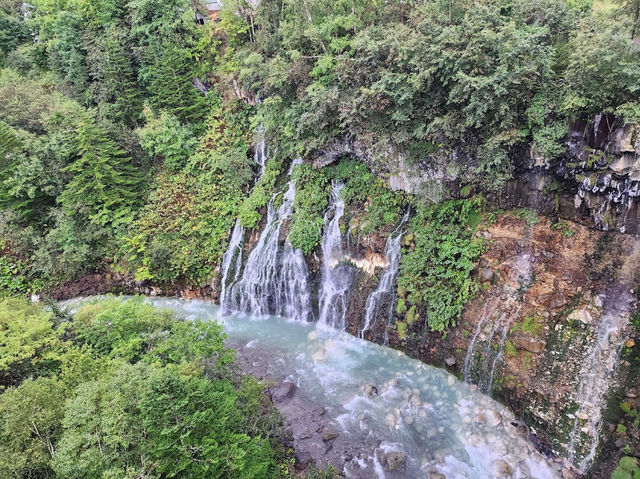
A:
398 198 485 332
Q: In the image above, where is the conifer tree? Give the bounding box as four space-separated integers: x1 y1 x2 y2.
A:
95 26 143 127
61 119 141 229
147 43 206 124
0 121 20 208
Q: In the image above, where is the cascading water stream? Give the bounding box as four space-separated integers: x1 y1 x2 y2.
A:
566 296 630 473
463 300 498 382
566 241 639 473
318 182 353 330
359 210 410 341
218 139 268 316
222 159 313 322
218 220 245 315
463 250 533 394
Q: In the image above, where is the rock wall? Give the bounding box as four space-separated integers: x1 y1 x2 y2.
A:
318 116 640 237
499 116 640 237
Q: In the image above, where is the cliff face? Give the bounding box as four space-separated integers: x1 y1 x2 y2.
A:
310 115 640 476
361 214 640 478
319 116 640 238
502 116 640 237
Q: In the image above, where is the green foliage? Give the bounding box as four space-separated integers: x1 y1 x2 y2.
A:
0 376 65 478
0 256 43 295
330 160 404 234
0 8 30 58
305 464 340 479
120 100 255 284
552 220 575 237
238 156 283 230
287 159 405 255
612 456 640 479
0 297 55 376
288 163 330 254
518 315 545 336
504 340 518 358
398 198 485 332
562 11 640 119
0 296 288 478
147 43 206 125
515 208 540 226
61 119 142 229
137 109 198 171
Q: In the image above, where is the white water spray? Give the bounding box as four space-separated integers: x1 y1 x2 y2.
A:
318 182 353 330
359 210 410 340
222 159 313 322
218 139 268 316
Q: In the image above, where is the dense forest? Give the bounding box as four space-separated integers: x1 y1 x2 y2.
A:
0 0 638 295
0 296 298 477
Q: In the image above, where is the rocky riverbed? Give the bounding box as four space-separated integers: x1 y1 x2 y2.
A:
131 298 568 478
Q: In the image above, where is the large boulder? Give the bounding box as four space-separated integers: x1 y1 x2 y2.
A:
294 450 312 470
272 381 296 402
384 451 407 471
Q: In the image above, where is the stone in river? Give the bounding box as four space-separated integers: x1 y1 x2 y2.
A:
491 459 512 478
485 410 503 427
384 451 407 471
321 426 339 441
272 381 296 402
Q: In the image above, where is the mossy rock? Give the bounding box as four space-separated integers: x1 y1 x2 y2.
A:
612 456 640 479
396 321 407 340
406 305 418 325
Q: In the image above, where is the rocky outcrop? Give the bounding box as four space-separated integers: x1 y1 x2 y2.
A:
497 116 640 236
47 272 218 301
316 116 640 237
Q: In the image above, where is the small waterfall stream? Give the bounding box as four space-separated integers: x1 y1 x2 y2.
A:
566 241 639 472
218 220 245 315
221 159 313 322
218 139 268 315
359 210 410 341
566 293 631 473
463 251 533 394
318 182 354 330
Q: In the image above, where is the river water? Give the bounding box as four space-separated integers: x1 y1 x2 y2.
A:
123 298 558 479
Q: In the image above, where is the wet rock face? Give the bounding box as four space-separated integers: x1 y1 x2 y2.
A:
500 116 640 236
428 215 639 478
512 335 547 353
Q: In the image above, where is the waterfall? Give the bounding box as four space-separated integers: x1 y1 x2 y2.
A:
218 139 268 315
486 305 523 393
222 159 313 322
218 220 245 315
566 290 633 473
566 241 639 473
318 182 353 330
463 300 499 382
359 209 410 341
